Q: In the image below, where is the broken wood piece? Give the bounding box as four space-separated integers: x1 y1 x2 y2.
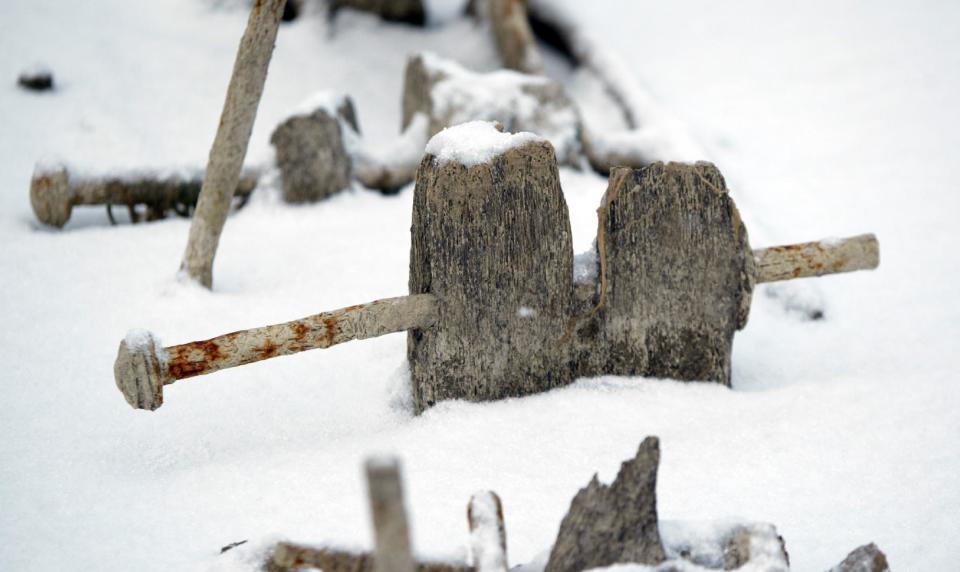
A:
402 53 581 165
828 543 890 572
487 0 544 75
408 121 575 413
365 456 416 572
268 543 473 572
754 234 879 283
545 436 666 572
114 294 438 410
180 0 286 288
468 492 508 572
30 165 257 228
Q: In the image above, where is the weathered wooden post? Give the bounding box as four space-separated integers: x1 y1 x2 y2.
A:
408 121 575 412
180 0 286 288
30 165 257 228
270 95 358 203
487 0 544 75
574 162 879 386
113 127 879 411
365 456 416 572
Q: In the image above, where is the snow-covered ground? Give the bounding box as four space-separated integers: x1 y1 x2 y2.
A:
1 1 958 570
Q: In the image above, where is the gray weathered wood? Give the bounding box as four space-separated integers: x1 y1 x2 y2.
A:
180 0 286 288
268 543 473 572
468 492 508 572
30 165 257 228
270 97 356 203
828 543 890 572
365 457 416 572
754 234 879 283
114 294 438 410
407 137 574 413
577 162 754 386
487 0 544 75
545 436 666 572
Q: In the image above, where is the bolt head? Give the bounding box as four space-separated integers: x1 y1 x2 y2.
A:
114 331 165 411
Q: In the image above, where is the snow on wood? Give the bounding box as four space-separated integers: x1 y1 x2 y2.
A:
423 120 543 166
467 491 508 572
403 53 581 165
180 0 286 289
29 164 257 228
409 131 574 412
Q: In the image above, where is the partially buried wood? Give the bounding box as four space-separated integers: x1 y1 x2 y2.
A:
545 436 666 572
180 0 286 289
30 164 257 228
828 543 890 572
268 543 472 572
401 53 581 165
270 95 357 203
328 0 425 26
408 121 575 413
576 162 754 386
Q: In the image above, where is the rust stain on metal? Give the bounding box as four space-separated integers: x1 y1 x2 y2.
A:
323 316 337 345
343 303 365 313
292 322 309 341
166 340 222 380
256 340 278 359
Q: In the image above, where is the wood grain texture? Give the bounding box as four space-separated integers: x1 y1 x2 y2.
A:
407 139 575 413
180 0 286 288
545 437 666 572
365 458 416 572
580 162 754 386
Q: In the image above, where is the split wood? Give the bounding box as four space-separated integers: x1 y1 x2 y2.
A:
114 234 876 411
179 0 286 288
29 165 257 228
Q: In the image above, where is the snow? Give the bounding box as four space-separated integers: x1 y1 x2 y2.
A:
289 89 352 120
1 1 959 571
468 491 507 571
425 121 543 167
421 52 581 163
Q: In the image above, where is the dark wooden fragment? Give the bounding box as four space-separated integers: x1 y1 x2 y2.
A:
828 543 890 572
579 162 754 385
407 138 575 413
270 101 355 203
329 0 426 26
545 436 666 572
268 543 473 572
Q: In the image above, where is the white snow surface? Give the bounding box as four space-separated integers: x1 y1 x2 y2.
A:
425 121 543 167
1 1 959 571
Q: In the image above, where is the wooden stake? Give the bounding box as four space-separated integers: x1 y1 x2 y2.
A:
365 457 416 572
179 0 286 288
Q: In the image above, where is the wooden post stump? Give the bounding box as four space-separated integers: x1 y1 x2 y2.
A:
270 96 357 203
407 122 575 412
582 162 754 386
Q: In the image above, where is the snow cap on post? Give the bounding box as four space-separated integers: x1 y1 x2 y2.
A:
409 121 575 412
